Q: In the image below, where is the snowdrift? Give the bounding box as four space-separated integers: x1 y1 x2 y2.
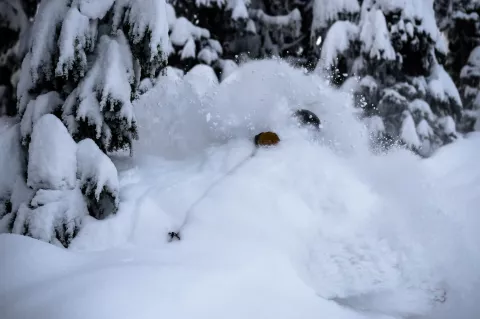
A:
132 59 369 160
1 60 480 319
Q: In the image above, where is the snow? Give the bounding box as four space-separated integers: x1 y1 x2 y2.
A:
166 3 176 29
460 46 480 79
359 9 396 61
428 63 463 107
77 139 119 206
369 0 441 42
311 0 360 31
12 186 87 247
409 99 435 120
133 65 212 159
318 21 359 69
56 7 95 78
16 52 35 115
198 47 219 64
184 64 219 98
208 39 223 54
230 0 249 20
364 115 385 136
72 33 136 145
180 37 196 60
360 75 377 91
3 60 480 319
0 124 24 202
400 111 421 148
27 114 77 190
170 17 210 47
417 119 434 139
113 0 170 61
437 115 457 136
78 0 115 19
28 0 69 83
246 19 257 33
20 91 64 142
217 59 238 81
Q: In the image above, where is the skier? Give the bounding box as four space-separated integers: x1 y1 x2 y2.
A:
168 109 321 242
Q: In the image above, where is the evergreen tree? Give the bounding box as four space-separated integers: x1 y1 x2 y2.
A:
0 0 39 117
441 0 480 131
311 0 360 77
5 0 170 246
165 2 225 74
444 0 480 84
170 0 302 64
460 46 480 130
320 0 462 156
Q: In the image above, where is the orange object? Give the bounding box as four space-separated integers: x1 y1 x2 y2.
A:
254 131 280 147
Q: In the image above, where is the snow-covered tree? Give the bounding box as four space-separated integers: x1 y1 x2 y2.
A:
170 0 302 63
5 0 169 246
0 0 38 117
441 0 480 132
6 114 120 247
310 0 360 72
165 2 225 74
459 46 480 130
443 0 480 83
320 0 462 156
17 0 170 153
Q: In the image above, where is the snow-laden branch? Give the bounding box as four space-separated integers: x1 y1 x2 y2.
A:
248 8 302 32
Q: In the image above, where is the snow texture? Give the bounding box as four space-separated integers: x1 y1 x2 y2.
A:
417 119 434 139
359 9 396 61
217 59 239 81
3 60 480 319
12 186 87 247
184 64 219 98
312 0 360 31
428 64 462 106
67 32 135 148
460 46 480 79
400 111 421 148
16 52 35 115
360 76 378 91
319 21 359 69
409 99 434 121
113 0 170 61
28 0 69 83
198 47 219 65
20 91 64 142
365 115 385 136
27 114 77 191
180 38 196 60
230 0 249 20
437 116 456 136
76 139 119 208
78 0 115 19
366 0 442 42
170 17 210 47
0 124 24 201
56 7 96 78
166 3 176 29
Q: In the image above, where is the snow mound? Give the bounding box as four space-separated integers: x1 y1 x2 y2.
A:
134 59 369 160
183 64 219 98
27 114 77 190
2 60 480 319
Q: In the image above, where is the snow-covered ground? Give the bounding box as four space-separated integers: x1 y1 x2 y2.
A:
1 60 480 319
